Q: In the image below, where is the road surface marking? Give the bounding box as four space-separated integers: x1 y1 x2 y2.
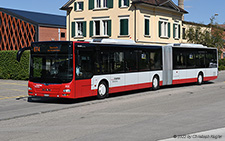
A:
0 95 28 100
0 88 27 92
0 82 27 86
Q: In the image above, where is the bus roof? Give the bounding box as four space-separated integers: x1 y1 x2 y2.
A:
85 39 136 44
167 43 207 48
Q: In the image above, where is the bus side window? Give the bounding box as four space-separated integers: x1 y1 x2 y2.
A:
125 50 138 72
187 51 196 68
206 50 217 68
111 51 125 73
173 49 187 69
98 51 110 74
150 49 162 70
139 51 150 71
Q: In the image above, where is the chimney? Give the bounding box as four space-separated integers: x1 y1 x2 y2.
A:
178 0 184 9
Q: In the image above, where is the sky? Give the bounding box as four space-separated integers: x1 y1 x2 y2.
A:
0 0 225 25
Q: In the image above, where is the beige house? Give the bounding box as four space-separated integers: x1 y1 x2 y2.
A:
61 0 188 45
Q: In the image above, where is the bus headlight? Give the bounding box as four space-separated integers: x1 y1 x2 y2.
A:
63 89 71 92
28 87 32 90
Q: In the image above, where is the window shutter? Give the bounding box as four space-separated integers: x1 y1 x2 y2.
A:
72 22 76 37
83 21 86 37
119 0 121 7
90 21 93 37
145 19 149 35
89 0 94 10
127 0 130 6
173 24 175 38
158 21 161 37
108 0 113 8
74 2 77 11
120 19 128 35
81 2 84 10
107 20 111 36
168 22 171 38
178 24 181 39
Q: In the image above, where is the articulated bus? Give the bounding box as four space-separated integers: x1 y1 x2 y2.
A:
17 39 218 99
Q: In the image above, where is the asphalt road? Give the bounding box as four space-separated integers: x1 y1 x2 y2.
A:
0 71 225 141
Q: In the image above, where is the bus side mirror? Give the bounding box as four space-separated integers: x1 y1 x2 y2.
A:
17 47 31 62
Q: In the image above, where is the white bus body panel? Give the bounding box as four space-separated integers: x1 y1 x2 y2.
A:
91 71 163 90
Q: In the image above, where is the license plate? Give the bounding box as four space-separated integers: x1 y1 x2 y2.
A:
44 94 49 97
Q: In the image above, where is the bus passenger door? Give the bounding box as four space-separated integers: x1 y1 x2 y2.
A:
75 45 94 98
124 50 139 91
109 51 125 93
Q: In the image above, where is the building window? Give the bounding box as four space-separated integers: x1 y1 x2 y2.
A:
182 28 186 39
74 2 84 11
96 0 101 8
144 17 150 36
159 19 170 38
71 21 86 38
120 18 129 36
89 0 113 9
91 19 111 36
61 32 65 38
77 22 84 36
103 20 108 35
94 21 100 35
95 0 107 8
173 22 180 39
119 0 129 7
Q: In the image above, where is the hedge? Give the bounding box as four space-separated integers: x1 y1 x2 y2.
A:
219 59 225 71
0 50 29 80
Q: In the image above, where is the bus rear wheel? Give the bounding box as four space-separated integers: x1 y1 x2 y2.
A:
197 73 203 85
152 76 159 90
97 81 108 99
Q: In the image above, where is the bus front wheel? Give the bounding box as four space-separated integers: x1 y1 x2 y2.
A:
97 81 108 99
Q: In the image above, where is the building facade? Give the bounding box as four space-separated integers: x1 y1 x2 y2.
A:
61 0 188 45
0 7 66 51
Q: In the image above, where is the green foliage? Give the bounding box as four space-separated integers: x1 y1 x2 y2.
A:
185 15 224 51
0 50 30 80
185 25 224 50
219 59 225 71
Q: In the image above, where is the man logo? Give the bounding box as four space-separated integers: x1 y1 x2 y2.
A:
42 89 51 91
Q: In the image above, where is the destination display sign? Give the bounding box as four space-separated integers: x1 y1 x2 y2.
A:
31 42 72 54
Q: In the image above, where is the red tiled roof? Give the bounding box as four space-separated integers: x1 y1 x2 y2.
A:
219 25 225 29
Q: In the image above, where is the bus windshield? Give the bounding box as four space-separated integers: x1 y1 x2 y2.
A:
30 42 73 83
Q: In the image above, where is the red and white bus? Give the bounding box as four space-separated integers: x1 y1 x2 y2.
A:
17 39 218 99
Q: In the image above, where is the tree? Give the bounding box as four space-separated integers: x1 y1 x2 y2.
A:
185 16 224 51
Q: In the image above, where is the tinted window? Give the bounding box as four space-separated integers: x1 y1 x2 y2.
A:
205 49 217 68
125 50 138 72
150 49 162 70
195 50 205 68
110 51 125 73
173 49 187 69
75 50 94 80
139 50 150 71
186 51 196 68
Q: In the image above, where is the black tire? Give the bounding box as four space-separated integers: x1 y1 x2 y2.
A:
152 76 159 90
197 73 203 85
97 81 108 99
